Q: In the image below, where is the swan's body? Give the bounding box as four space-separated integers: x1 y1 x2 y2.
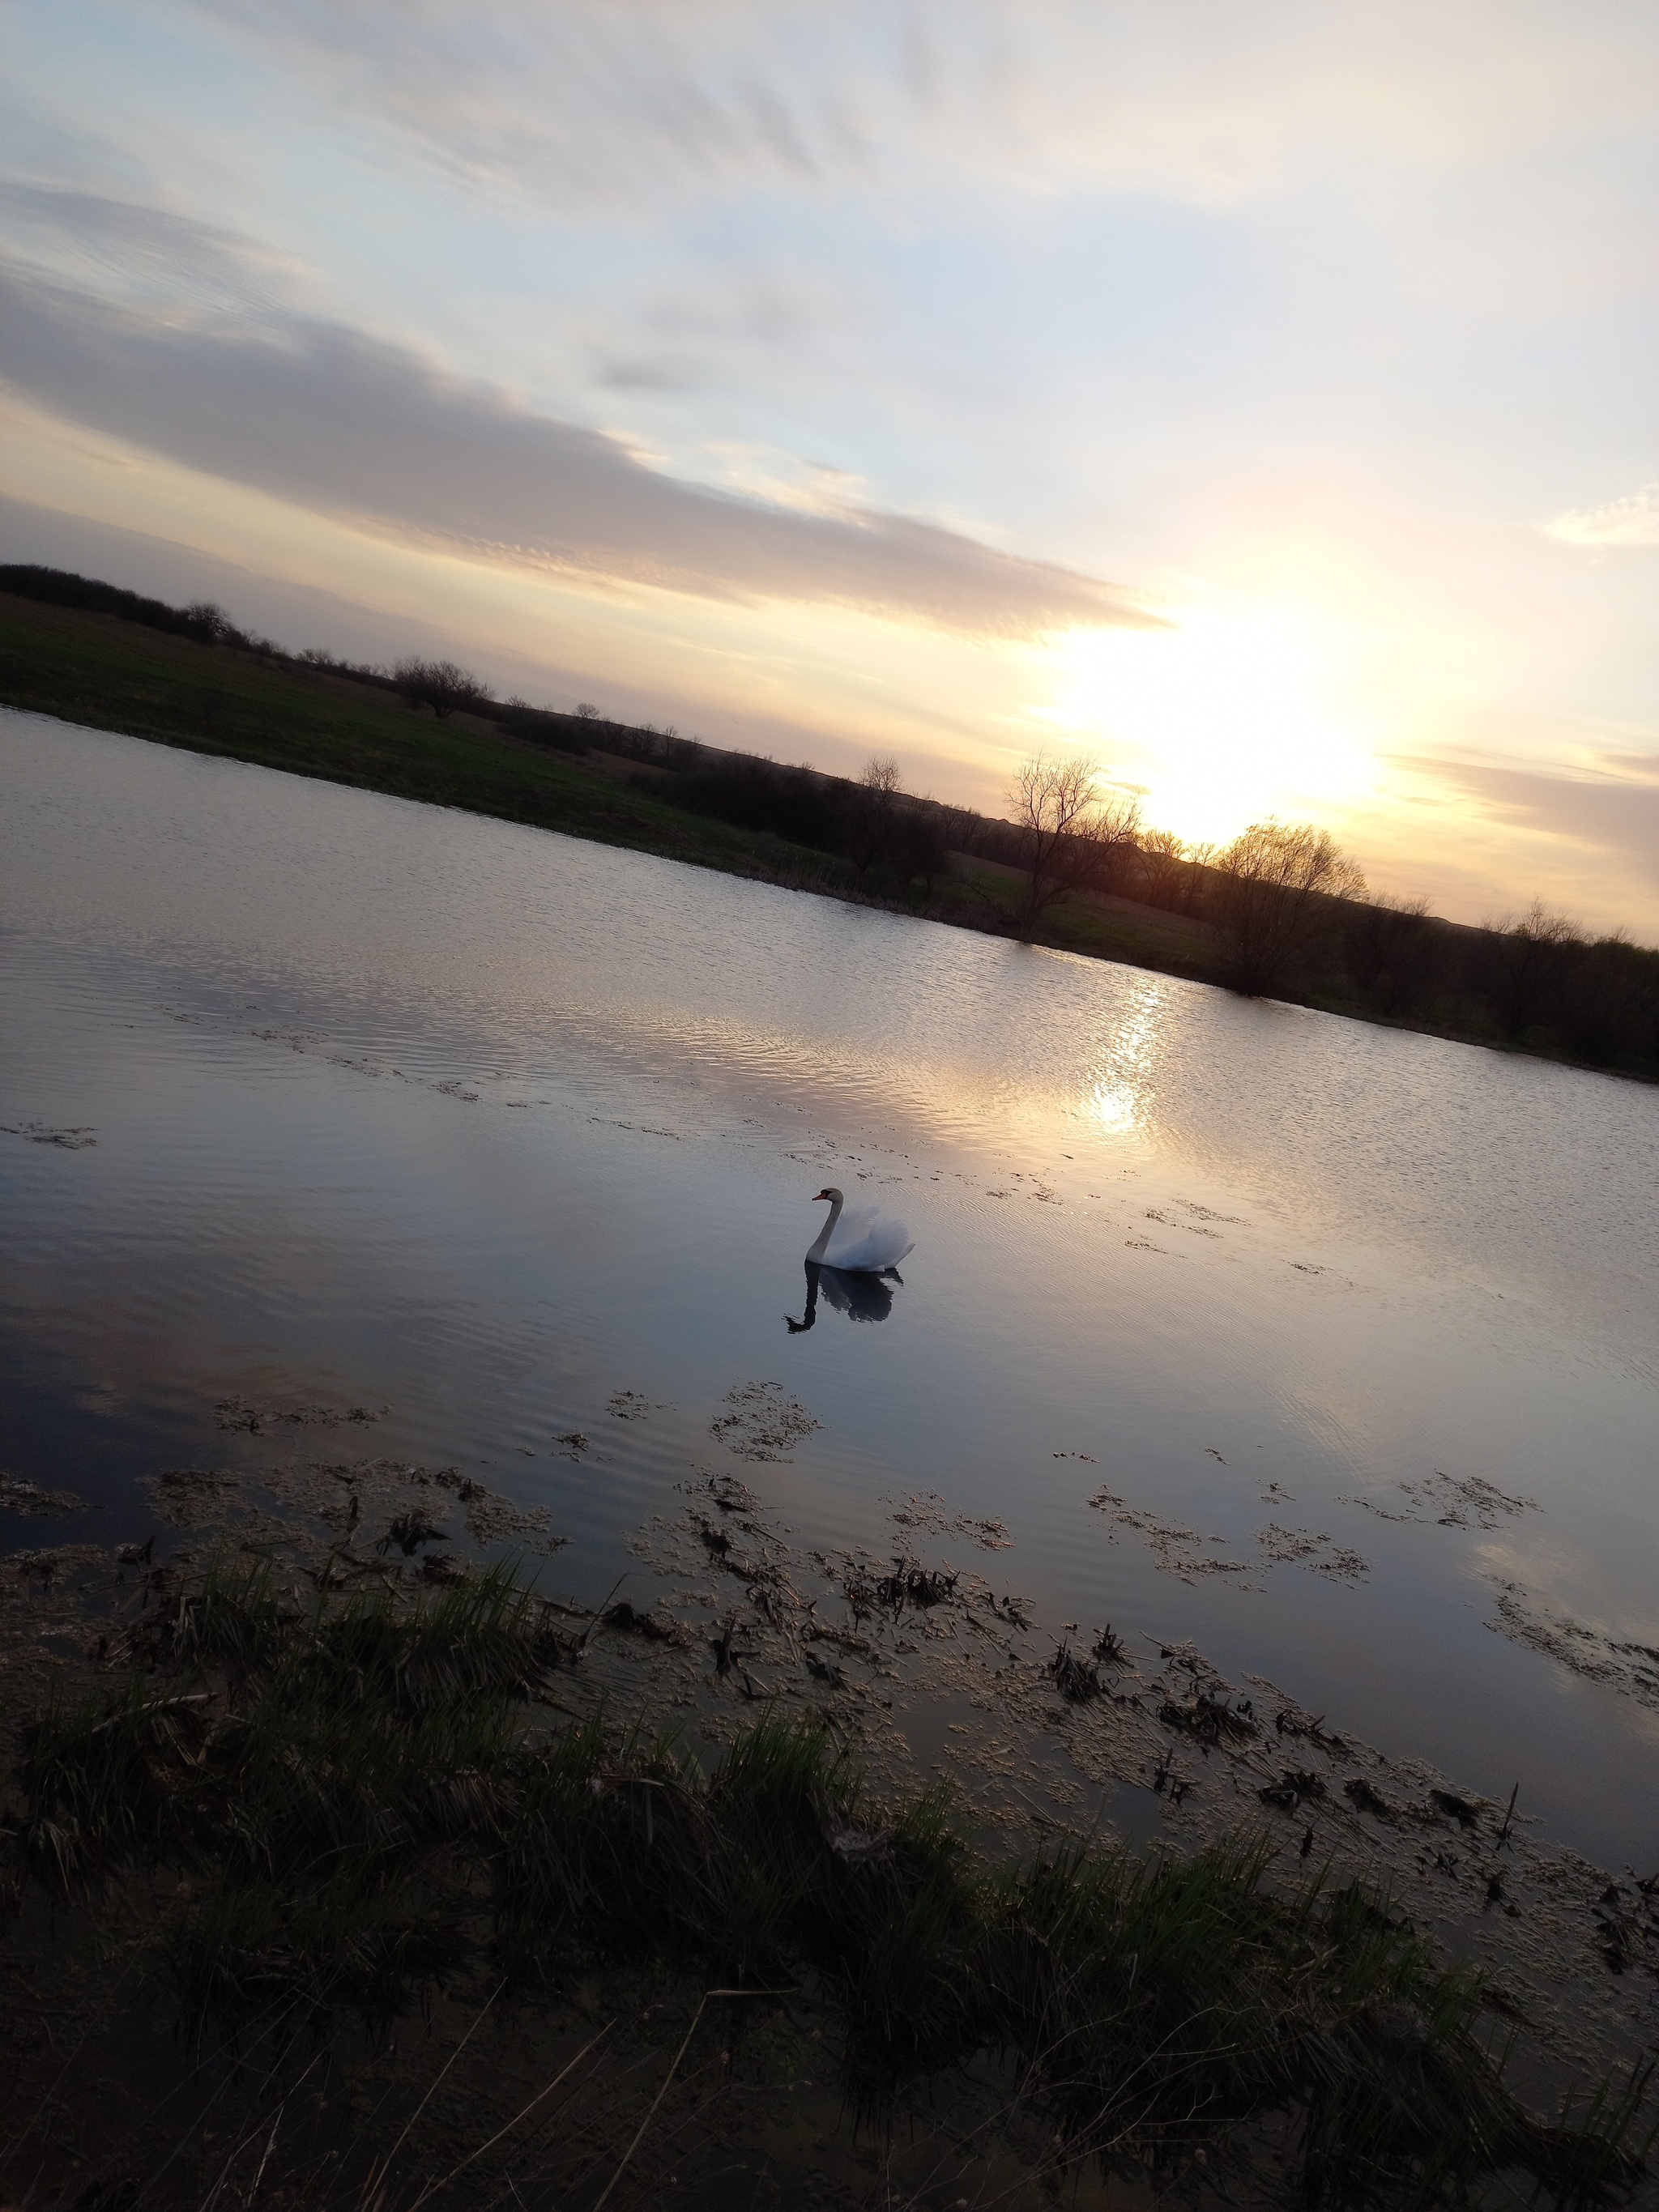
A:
806 1187 914 1274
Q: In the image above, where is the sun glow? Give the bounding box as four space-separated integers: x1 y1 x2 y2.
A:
1036 604 1373 848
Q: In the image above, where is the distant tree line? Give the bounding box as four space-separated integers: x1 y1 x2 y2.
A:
976 756 1659 1072
0 563 288 658
1166 818 1658 1072
6 564 1655 1074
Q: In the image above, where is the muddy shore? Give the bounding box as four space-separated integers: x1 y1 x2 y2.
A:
3 1392 1655 2210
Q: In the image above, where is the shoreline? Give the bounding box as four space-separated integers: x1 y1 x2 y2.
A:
3 590 1653 1089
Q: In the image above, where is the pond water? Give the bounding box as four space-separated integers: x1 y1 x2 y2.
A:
4 707 1657 1872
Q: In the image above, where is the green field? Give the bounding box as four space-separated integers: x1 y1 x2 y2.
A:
0 593 861 889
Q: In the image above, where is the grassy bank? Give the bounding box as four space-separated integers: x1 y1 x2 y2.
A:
0 593 856 896
2 1555 1652 2210
0 590 1225 987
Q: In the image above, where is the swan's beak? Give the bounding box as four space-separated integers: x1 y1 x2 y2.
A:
812 1189 830 1201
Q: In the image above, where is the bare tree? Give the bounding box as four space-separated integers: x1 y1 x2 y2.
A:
1087 790 1145 898
1132 829 1217 917
1478 898 1584 1038
846 754 904 880
932 803 976 857
1344 892 1443 1014
1556 930 1656 1066
885 799 953 903
393 657 493 719
1209 819 1366 993
182 599 240 645
1134 827 1188 910
1004 753 1142 937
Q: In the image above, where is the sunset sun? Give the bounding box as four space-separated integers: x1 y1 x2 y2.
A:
1037 603 1372 850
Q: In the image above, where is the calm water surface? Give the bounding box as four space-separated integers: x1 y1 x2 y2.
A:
3 710 1657 1868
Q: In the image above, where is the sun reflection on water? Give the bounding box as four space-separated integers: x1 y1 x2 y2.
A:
1082 977 1167 1141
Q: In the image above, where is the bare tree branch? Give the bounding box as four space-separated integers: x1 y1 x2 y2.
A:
1209 819 1365 993
1004 752 1142 937
393 656 494 720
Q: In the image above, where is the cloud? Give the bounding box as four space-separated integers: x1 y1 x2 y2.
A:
0 182 311 316
1546 484 1659 548
0 488 885 769
0 262 1152 639
182 0 1659 215
1389 750 1659 891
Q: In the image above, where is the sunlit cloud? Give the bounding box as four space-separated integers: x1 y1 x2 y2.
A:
0 253 1154 642
1546 484 1659 549
1386 750 1659 897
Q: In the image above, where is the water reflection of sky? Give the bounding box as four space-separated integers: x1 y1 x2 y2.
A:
4 709 1659 1870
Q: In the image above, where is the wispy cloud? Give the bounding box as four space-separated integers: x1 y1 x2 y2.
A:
1388 749 1659 890
186 0 1659 215
0 258 1153 639
0 181 311 317
1546 484 1659 549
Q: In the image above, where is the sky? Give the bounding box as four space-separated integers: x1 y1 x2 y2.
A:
2 1 1657 936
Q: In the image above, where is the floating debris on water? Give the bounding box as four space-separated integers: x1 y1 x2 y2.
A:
1 1119 96 1149
607 1389 660 1421
1255 1524 1371 1582
1047 1641 1105 1703
684 1471 759 1515
1088 1485 1255 1583
1159 1691 1260 1746
1346 1470 1539 1528
215 1396 383 1434
0 1475 89 1517
886 1492 1012 1549
1258 1768 1327 1811
710 1380 821 1461
1354 1769 1406 1822
873 1557 957 1611
377 1507 450 1556
1486 1582 1659 1713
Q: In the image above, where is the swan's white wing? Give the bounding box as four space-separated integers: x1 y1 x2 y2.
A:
825 1209 913 1272
821 1205 878 1262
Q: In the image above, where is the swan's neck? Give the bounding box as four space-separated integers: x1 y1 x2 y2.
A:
807 1193 842 1263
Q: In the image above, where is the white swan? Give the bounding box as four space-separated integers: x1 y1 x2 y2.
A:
807 1187 914 1273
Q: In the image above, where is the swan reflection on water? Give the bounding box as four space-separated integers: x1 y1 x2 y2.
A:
786 1259 902 1332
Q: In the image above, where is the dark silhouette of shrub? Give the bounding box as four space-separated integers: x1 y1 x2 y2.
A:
0 564 252 648
1474 901 1584 1039
392 655 494 719
1344 893 1445 1015
1209 819 1365 995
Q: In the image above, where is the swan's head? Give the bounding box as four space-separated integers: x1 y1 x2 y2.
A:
813 1187 843 1204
